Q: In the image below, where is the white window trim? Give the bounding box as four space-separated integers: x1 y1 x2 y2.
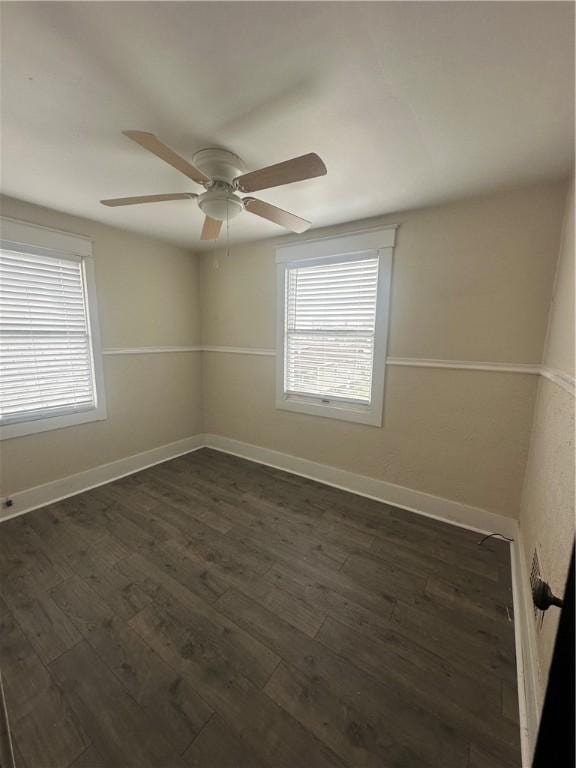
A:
0 217 107 440
275 226 395 427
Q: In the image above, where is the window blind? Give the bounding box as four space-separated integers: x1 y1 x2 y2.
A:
0 247 96 424
284 255 379 404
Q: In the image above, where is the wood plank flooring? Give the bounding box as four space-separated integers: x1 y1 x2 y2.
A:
0 449 520 767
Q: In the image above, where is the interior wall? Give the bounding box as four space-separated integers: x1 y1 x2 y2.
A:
519 177 575 697
0 196 202 498
0 180 570 527
200 181 567 518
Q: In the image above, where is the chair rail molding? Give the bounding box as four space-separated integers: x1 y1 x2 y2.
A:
103 346 202 355
100 346 575 397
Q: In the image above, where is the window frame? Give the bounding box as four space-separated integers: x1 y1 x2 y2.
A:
0 217 107 440
275 226 395 426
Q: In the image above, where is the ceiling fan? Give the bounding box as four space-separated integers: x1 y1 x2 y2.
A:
100 131 327 240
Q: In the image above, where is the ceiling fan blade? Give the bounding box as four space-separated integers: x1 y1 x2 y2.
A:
123 131 210 185
243 198 311 233
101 193 196 207
234 153 326 193
201 216 222 241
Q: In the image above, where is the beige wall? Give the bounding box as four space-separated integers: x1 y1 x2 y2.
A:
1 180 570 530
0 196 202 497
200 182 567 518
519 178 575 696
542 181 575 376
201 182 565 361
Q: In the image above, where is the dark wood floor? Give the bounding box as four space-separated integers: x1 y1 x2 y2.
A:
0 448 520 768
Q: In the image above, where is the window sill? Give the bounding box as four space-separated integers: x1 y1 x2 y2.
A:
276 395 383 426
0 405 108 440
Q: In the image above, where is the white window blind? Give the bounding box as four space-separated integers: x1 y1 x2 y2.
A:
284 255 379 404
0 247 97 426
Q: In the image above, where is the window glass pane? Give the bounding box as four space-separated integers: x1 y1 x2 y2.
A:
285 255 379 404
0 248 96 424
286 333 375 402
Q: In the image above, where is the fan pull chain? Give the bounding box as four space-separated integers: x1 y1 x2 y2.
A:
226 203 230 259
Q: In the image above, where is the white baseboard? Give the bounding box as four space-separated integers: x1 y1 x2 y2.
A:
203 434 518 538
511 533 542 765
2 431 517 537
0 434 205 522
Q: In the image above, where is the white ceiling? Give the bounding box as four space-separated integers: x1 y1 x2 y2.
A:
1 1 574 250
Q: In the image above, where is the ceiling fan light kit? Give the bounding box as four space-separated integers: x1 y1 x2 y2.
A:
100 132 327 241
197 183 244 222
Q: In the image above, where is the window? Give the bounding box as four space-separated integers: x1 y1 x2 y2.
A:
276 227 395 425
0 218 106 440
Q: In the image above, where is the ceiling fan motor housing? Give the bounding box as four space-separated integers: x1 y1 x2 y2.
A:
193 148 246 221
